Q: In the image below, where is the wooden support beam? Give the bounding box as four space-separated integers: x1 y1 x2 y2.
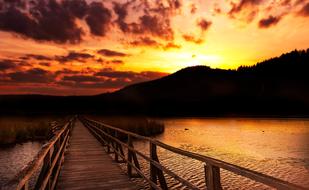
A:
205 164 222 190
150 142 168 190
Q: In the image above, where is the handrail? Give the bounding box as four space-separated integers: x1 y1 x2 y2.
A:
80 116 308 190
3 117 76 190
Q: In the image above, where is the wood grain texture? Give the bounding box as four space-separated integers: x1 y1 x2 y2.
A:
57 121 137 190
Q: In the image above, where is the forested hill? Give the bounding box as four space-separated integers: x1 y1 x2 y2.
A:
1 49 309 116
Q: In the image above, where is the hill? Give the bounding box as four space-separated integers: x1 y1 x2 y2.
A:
1 49 309 116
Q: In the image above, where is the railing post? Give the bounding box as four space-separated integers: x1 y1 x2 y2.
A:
127 134 132 178
21 181 28 190
35 149 51 189
114 131 119 162
150 142 168 190
204 164 222 190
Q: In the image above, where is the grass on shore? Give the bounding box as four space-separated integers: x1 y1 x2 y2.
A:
92 116 165 137
0 116 62 145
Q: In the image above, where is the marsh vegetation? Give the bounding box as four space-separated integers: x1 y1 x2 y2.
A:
91 116 165 137
0 116 63 145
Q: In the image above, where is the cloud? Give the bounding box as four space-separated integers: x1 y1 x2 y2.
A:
56 68 168 90
95 69 168 84
298 3 309 17
110 60 124 64
63 0 88 19
190 3 197 14
229 0 263 15
164 42 181 50
0 59 18 71
97 49 128 57
130 37 162 47
62 75 102 82
56 51 94 63
258 15 282 28
55 68 80 76
130 37 181 50
0 0 113 44
197 18 212 32
8 68 54 83
39 62 52 67
228 0 263 22
0 0 84 44
112 1 175 41
182 34 204 44
113 2 130 33
130 14 174 40
85 2 112 36
20 54 53 61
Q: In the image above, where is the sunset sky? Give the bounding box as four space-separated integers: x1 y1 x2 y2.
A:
0 0 309 95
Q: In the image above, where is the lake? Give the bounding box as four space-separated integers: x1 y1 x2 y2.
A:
0 118 308 189
133 118 309 189
0 142 42 186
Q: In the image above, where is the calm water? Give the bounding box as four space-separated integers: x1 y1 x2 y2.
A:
0 142 42 186
132 118 309 189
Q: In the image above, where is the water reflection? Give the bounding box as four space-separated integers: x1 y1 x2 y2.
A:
132 118 309 189
0 142 42 186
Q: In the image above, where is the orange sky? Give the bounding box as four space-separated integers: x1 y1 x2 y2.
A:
0 0 309 95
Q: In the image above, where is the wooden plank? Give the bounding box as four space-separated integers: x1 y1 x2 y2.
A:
57 120 137 190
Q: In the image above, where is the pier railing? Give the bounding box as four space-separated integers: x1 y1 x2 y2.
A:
3 117 76 190
80 116 307 190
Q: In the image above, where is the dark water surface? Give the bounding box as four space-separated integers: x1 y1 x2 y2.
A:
0 142 42 186
130 118 309 189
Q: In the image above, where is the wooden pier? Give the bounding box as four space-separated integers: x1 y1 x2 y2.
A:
56 120 137 190
3 116 307 190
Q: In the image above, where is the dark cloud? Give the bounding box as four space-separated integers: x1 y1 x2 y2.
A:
95 70 136 78
95 69 168 84
0 59 17 71
149 0 182 16
85 2 112 36
57 68 168 90
182 34 204 44
258 15 282 28
130 37 162 47
0 0 85 44
56 51 94 63
130 14 174 40
130 37 181 50
63 0 88 19
298 2 309 16
21 54 53 61
110 60 124 64
39 62 51 67
62 75 102 82
197 18 212 32
8 68 54 83
229 0 263 15
113 1 175 41
0 0 113 44
55 68 80 76
113 2 130 32
97 49 128 57
228 0 263 22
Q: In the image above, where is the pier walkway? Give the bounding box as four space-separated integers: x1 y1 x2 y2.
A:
57 120 137 190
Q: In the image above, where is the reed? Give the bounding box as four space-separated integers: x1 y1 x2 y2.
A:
0 116 59 145
92 116 165 137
